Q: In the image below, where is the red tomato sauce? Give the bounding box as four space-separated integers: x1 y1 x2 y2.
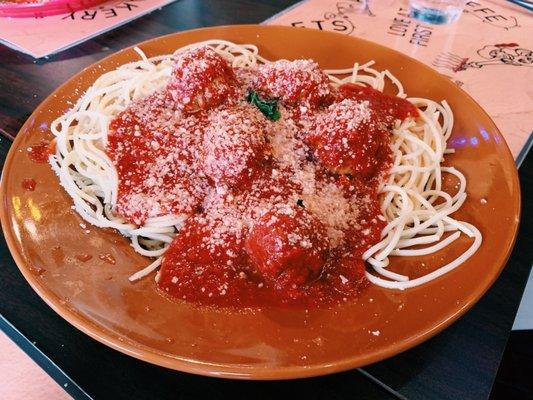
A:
27 142 53 163
22 178 36 191
106 48 419 308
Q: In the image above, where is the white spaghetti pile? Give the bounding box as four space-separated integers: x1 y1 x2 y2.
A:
49 40 481 289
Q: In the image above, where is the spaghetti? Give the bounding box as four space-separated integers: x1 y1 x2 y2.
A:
49 40 482 293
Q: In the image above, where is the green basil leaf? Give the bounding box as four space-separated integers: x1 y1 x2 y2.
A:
246 90 281 121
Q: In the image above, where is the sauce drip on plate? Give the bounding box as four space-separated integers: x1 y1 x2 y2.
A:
27 142 53 164
22 178 36 191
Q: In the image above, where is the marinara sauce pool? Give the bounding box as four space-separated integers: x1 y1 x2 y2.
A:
107 47 418 307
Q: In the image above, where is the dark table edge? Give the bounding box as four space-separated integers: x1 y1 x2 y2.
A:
356 368 409 400
490 328 533 398
0 314 92 400
516 133 533 169
0 128 15 142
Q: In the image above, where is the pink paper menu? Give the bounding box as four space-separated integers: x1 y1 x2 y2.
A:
266 0 533 160
0 331 71 400
0 0 176 58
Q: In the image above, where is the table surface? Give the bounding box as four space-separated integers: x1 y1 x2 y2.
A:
0 1 532 399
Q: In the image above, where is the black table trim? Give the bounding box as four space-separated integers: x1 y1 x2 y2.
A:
516 133 533 168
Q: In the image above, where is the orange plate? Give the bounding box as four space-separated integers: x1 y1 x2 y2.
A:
0 25 520 379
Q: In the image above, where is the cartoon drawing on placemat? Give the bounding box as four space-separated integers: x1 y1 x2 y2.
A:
432 44 532 72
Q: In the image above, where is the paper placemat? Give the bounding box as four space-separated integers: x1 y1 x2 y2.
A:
266 0 533 161
0 0 176 59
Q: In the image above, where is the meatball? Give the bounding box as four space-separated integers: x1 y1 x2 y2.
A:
245 204 330 286
107 97 209 225
252 59 333 108
202 105 270 188
305 99 388 177
167 46 238 112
